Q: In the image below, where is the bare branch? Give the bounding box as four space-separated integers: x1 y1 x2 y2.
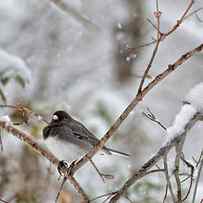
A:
70 42 203 177
0 198 9 203
48 0 98 31
55 177 67 203
89 159 114 182
163 0 194 36
137 0 161 94
90 192 117 202
163 184 168 203
181 155 194 201
174 140 185 201
184 7 203 20
127 0 196 55
192 150 203 203
109 113 203 202
0 1 202 202
0 104 48 124
196 13 203 23
0 121 90 203
164 155 176 203
143 107 167 130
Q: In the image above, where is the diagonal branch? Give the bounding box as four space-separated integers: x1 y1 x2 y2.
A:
0 122 90 203
164 155 176 203
164 0 194 36
67 0 202 177
109 113 203 202
137 0 161 94
0 38 202 203
69 42 203 175
48 0 98 31
192 150 203 203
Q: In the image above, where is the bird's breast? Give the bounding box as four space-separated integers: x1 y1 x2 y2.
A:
44 136 90 161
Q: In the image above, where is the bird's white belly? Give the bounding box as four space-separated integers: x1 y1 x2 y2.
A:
44 137 87 161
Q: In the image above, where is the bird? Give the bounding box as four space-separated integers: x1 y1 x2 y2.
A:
43 110 130 161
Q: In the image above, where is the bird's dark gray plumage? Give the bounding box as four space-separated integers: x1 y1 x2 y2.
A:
43 110 130 157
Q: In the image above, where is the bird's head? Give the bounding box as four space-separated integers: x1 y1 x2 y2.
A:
51 110 72 123
42 110 73 140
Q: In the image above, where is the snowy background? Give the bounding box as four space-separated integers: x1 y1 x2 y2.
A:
0 0 203 202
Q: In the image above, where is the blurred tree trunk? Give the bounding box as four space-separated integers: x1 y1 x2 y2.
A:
113 0 145 83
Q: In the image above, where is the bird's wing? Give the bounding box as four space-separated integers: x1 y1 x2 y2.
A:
44 122 74 139
68 119 112 154
69 120 100 145
48 121 94 149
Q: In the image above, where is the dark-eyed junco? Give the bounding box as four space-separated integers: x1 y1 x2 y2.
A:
43 110 130 160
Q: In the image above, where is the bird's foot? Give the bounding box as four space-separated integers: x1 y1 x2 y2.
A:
57 160 77 177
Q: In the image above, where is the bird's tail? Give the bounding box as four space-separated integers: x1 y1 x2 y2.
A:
103 147 130 157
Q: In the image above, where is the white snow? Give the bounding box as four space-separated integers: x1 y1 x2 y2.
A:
185 83 203 113
0 115 11 123
0 49 31 83
166 82 203 142
166 104 197 140
117 22 123 29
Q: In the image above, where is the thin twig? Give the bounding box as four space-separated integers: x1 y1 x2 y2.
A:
127 0 196 56
181 175 191 183
184 7 203 20
145 168 165 175
143 107 167 130
89 159 114 182
196 150 203 167
163 0 194 36
55 177 67 203
164 155 176 203
196 13 203 22
70 42 203 176
192 150 203 203
90 192 117 202
1 36 202 203
174 140 185 201
127 39 157 54
69 1 203 179
147 18 162 35
0 122 90 203
0 1 201 202
137 0 161 94
163 184 168 203
49 0 98 31
109 113 203 202
0 104 49 124
0 198 9 203
180 155 194 201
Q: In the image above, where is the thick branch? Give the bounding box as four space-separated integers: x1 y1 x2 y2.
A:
109 113 202 202
0 122 89 203
70 43 203 174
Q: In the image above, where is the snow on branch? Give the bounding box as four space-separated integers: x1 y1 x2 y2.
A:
166 104 197 143
185 82 203 112
110 83 203 202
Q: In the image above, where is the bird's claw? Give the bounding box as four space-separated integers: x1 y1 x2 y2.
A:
57 160 77 177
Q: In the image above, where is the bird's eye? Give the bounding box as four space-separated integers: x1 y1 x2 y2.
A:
52 115 59 121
